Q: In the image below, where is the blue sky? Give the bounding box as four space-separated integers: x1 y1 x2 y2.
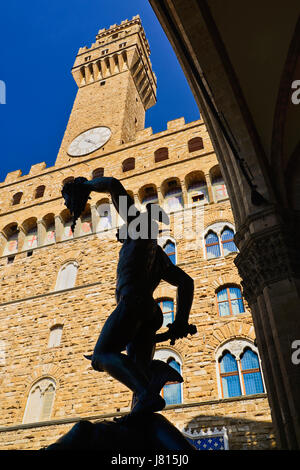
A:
0 0 199 182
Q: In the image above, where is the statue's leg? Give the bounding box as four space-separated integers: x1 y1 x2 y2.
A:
92 295 165 414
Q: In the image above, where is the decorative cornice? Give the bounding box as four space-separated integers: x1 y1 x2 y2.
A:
234 223 300 303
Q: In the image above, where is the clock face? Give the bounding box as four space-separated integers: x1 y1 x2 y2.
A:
68 127 111 157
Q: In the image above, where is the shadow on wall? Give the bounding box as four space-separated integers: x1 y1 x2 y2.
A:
182 413 276 450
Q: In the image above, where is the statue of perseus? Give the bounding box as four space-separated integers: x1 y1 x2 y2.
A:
61 176 196 417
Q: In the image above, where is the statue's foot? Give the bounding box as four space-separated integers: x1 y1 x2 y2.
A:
149 359 183 393
130 392 165 416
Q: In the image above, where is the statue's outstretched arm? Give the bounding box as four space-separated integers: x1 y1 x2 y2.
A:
83 177 138 223
160 249 194 332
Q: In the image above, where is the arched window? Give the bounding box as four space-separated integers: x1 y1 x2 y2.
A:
216 286 245 316
62 176 74 186
240 349 264 395
210 165 228 202
3 223 18 255
60 210 73 240
185 171 209 204
163 240 176 265
139 185 158 206
23 218 38 251
23 378 56 424
92 168 104 179
55 261 78 291
221 228 238 255
122 158 135 172
157 299 174 327
153 350 183 406
205 231 221 258
35 185 45 199
97 202 112 231
80 206 92 235
188 137 204 152
216 340 264 399
12 192 23 206
219 352 241 398
163 358 182 405
43 214 55 245
163 179 183 212
154 147 169 163
204 223 238 259
48 325 63 348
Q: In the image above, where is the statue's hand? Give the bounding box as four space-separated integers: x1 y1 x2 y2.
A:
166 322 197 345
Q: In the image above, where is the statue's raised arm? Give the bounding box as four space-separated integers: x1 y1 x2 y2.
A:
62 176 138 232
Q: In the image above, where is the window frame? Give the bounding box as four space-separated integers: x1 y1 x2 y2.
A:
216 285 245 317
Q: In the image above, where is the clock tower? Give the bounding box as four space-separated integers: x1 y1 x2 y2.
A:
55 15 157 167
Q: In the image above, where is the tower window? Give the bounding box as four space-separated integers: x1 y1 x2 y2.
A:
102 49 109 55
119 42 127 48
112 33 118 39
85 56 91 62
100 81 106 86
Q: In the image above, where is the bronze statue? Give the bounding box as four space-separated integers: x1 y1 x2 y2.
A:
62 176 196 417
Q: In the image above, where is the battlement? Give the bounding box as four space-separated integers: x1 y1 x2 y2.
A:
0 117 202 186
77 15 150 57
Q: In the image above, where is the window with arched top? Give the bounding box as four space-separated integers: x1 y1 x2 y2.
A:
210 165 228 202
122 158 135 172
62 176 74 186
23 377 56 424
92 168 104 179
216 340 264 399
163 180 183 212
221 228 237 255
22 219 38 251
55 261 78 291
139 185 158 206
154 147 169 163
163 240 176 265
48 325 63 348
216 286 245 316
157 299 174 328
204 223 237 259
3 223 18 256
219 352 241 398
80 206 92 235
35 185 45 199
12 192 23 206
60 210 73 240
205 231 221 258
188 137 204 152
154 349 183 405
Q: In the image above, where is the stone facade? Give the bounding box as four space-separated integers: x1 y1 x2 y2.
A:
0 16 275 450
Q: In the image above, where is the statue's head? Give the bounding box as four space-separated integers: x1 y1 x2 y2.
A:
61 177 91 232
